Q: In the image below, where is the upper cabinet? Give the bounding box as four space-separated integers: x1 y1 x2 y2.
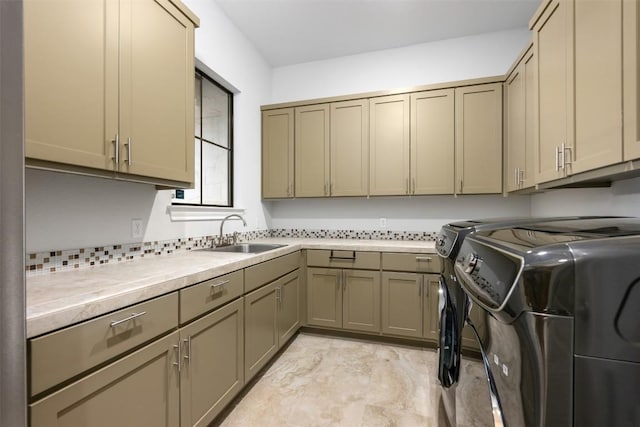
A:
330 100 370 197
505 46 536 192
623 0 640 161
571 0 623 173
24 0 198 186
531 0 626 183
369 95 410 196
455 83 503 194
295 104 330 197
410 89 455 195
262 108 294 198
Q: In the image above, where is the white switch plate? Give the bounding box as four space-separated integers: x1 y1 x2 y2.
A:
131 219 144 239
379 218 387 228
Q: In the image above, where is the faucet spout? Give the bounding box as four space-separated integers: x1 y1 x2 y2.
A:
218 214 247 246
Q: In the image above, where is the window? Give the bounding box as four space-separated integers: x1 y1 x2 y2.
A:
173 70 233 207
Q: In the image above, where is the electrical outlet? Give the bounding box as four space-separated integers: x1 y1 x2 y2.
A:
379 218 387 228
131 219 144 239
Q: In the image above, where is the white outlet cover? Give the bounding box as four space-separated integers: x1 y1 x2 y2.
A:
131 219 144 239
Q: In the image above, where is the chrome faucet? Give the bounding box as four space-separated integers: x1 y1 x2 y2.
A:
217 214 247 246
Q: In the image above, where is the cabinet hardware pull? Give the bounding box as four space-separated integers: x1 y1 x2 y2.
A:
418 279 422 296
519 169 525 186
112 133 119 165
412 178 416 194
562 144 572 169
555 146 560 171
183 337 191 363
329 250 356 261
109 311 146 327
342 271 347 292
514 168 519 188
173 341 181 372
416 256 432 262
210 280 230 293
125 137 132 166
560 143 565 170
459 179 463 194
275 287 281 304
425 277 429 298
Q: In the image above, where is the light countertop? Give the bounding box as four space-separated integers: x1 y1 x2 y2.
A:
26 238 436 338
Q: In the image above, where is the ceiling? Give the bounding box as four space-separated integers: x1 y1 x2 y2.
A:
214 0 540 67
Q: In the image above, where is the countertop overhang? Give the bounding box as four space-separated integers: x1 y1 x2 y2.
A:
27 238 436 338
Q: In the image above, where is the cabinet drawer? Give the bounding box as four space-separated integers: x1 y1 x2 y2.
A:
382 252 441 273
245 251 300 293
30 292 178 397
179 270 243 324
306 249 380 270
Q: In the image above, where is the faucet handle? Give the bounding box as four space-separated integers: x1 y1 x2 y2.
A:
232 231 240 245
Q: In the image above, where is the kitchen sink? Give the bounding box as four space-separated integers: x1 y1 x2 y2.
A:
198 243 286 254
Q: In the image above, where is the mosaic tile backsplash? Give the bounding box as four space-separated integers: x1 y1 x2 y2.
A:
25 228 437 275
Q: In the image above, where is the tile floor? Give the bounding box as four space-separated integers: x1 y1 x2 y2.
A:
214 333 491 427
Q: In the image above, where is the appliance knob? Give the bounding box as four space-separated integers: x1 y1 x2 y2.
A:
464 253 479 274
436 236 446 246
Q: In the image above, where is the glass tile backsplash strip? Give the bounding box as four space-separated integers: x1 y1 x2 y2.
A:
25 228 437 275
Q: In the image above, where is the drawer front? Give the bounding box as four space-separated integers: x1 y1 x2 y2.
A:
382 252 441 273
179 269 243 325
306 249 380 270
30 292 178 397
245 251 301 293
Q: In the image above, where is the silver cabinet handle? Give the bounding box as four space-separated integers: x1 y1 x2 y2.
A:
555 145 560 171
210 279 230 293
514 168 519 188
109 311 146 327
183 336 191 363
560 143 565 170
125 137 132 166
173 340 181 372
562 144 572 169
415 256 432 262
275 287 281 305
418 276 422 296
519 169 525 186
112 133 119 165
459 179 463 194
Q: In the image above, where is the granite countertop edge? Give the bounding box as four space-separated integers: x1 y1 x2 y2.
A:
26 238 436 338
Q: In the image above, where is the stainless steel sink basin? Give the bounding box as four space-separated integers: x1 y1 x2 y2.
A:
198 243 286 254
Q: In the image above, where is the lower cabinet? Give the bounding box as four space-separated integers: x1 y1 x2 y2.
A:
244 270 300 382
306 268 380 333
179 298 244 427
30 331 180 427
381 272 439 341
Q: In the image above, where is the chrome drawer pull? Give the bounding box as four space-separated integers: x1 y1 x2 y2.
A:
109 311 146 327
415 256 433 262
329 250 356 261
210 279 230 292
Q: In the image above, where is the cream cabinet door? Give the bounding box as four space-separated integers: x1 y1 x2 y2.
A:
523 49 537 190
572 0 623 173
30 332 180 427
295 104 330 197
277 271 301 345
262 108 294 198
369 94 410 196
381 272 423 338
623 0 640 160
306 268 342 328
119 0 195 183
410 89 455 195
455 83 503 194
180 299 244 427
330 100 369 196
505 59 526 193
342 270 381 333
532 0 574 184
24 0 119 171
244 282 278 382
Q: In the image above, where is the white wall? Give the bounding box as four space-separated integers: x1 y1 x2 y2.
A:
530 177 640 217
26 1 272 253
271 28 531 103
266 195 531 234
